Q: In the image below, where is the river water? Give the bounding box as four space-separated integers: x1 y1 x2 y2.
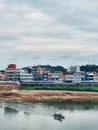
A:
0 100 98 130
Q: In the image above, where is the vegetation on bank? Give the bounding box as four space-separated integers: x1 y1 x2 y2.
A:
19 85 98 92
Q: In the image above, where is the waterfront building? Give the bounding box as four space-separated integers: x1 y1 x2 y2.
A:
64 74 74 83
84 72 95 82
69 65 80 72
64 73 82 83
52 73 59 81
5 69 34 82
41 73 48 81
94 73 98 82
88 73 95 81
48 72 52 81
37 66 46 75
5 64 20 81
58 71 64 81
0 70 5 81
73 73 81 83
19 70 34 83
6 64 16 70
84 73 89 81
5 69 20 81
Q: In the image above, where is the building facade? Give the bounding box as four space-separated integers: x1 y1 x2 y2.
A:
5 69 20 81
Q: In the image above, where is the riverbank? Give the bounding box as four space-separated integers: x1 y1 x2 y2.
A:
0 90 98 102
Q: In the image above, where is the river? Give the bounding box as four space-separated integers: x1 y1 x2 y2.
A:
0 100 98 130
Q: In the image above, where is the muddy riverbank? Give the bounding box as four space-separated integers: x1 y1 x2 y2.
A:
0 90 98 102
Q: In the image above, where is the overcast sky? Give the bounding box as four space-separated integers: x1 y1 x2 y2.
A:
0 0 98 69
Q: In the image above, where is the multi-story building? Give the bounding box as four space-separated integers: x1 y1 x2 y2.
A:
5 69 34 82
64 73 82 83
6 64 16 70
69 65 80 72
64 74 74 83
37 66 46 75
5 64 19 81
83 73 95 82
5 64 34 82
5 69 20 81
94 73 98 82
20 70 34 83
58 71 64 81
48 72 52 81
41 73 48 81
52 73 59 81
0 70 5 81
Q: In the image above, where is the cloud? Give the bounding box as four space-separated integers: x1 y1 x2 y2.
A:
0 0 98 69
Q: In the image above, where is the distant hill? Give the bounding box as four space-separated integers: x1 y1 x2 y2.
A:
22 65 67 73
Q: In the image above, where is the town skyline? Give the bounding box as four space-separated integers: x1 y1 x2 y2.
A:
1 62 98 70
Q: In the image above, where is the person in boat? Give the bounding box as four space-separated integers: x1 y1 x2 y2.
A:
54 112 65 120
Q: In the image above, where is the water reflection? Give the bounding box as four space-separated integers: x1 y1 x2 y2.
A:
47 100 98 111
0 100 98 130
4 106 19 115
24 111 32 116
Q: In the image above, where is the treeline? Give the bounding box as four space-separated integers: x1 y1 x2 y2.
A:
80 65 98 72
22 64 98 73
22 65 67 73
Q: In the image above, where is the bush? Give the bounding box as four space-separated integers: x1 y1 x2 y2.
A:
19 85 98 92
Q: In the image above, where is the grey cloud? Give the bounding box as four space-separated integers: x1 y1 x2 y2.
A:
0 34 18 41
78 26 98 33
21 31 72 40
0 0 98 69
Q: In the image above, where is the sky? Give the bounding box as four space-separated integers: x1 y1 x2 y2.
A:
0 0 98 69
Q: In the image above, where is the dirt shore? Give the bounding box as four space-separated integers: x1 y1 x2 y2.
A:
0 90 98 102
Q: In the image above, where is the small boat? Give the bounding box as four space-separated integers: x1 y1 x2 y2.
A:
53 112 65 121
4 106 19 114
24 111 31 115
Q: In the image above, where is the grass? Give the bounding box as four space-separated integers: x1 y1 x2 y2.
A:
19 85 98 92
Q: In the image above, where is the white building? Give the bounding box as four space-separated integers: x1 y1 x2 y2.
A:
64 74 81 83
88 73 95 81
64 74 74 83
69 65 80 72
20 70 34 83
5 69 20 81
5 69 34 82
94 73 98 82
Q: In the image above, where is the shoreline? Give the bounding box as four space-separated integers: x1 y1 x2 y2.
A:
0 90 98 102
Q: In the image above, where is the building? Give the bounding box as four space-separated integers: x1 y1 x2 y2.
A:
73 73 81 83
58 71 64 81
37 66 46 75
41 73 48 81
48 72 52 81
83 72 95 82
88 73 95 81
64 74 74 83
0 70 5 81
20 70 34 83
52 73 59 81
94 73 98 82
5 69 34 83
6 64 16 70
5 69 20 81
64 73 81 83
69 65 80 72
